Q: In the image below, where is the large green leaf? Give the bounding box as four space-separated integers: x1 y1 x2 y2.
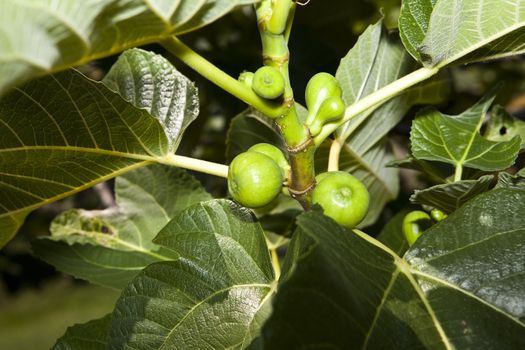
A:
411 90 521 172
53 315 112 350
332 20 448 226
34 165 211 289
410 175 494 213
261 188 525 348
0 49 200 248
400 0 525 67
107 200 276 349
0 0 258 95
406 189 525 320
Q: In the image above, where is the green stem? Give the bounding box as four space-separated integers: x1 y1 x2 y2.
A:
454 164 463 182
328 139 343 172
267 0 293 34
159 154 229 178
314 67 440 145
257 0 315 208
161 37 282 118
270 248 281 280
284 3 296 43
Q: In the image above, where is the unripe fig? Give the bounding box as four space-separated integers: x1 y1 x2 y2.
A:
252 66 285 99
430 208 447 222
308 95 345 136
239 71 254 87
248 143 290 177
402 211 433 246
312 171 369 228
305 72 342 125
228 152 283 208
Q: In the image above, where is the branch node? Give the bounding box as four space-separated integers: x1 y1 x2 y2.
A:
288 180 316 197
287 135 314 154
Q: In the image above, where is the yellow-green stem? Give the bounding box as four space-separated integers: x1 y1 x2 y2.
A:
161 37 282 118
328 139 343 172
270 248 281 280
315 67 440 146
454 164 463 182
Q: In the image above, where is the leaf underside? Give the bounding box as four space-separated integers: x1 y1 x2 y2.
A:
0 0 258 95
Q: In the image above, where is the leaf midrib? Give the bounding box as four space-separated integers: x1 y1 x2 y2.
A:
158 283 272 350
353 229 452 349
412 270 525 329
0 161 151 218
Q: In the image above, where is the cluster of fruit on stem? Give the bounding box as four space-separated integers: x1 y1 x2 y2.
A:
223 0 373 229
229 62 370 228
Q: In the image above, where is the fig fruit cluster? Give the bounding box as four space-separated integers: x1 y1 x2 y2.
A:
234 69 371 230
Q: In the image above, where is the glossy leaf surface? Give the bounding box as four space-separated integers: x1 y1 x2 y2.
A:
261 189 525 349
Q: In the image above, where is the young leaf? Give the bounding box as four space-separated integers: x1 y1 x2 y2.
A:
484 105 525 149
53 315 112 350
411 90 521 174
108 200 276 349
0 0 258 95
410 175 494 213
0 53 200 248
261 189 525 348
34 165 210 289
411 0 525 67
103 49 200 151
